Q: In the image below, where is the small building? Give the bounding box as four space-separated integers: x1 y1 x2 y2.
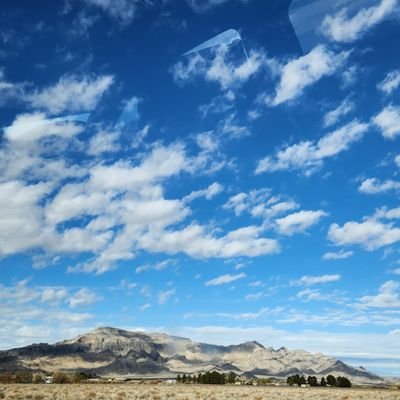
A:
165 379 177 385
44 376 53 384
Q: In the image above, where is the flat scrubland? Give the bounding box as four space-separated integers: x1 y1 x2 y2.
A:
0 384 399 400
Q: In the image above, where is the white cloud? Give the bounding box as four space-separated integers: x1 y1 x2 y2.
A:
296 288 336 302
266 46 348 106
321 0 398 43
256 121 369 175
395 154 400 167
68 288 98 308
373 104 400 139
158 289 176 305
135 259 175 274
378 69 400 95
184 182 223 202
82 0 139 24
245 292 264 301
323 99 354 128
172 48 266 90
88 130 121 155
392 268 400 275
322 249 354 260
359 178 400 194
138 224 280 260
295 274 341 286
205 272 247 286
0 181 51 257
28 74 113 114
186 0 248 13
275 210 327 236
41 288 69 305
359 281 400 308
4 113 85 143
328 219 400 251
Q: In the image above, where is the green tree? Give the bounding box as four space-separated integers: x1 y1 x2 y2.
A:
227 372 236 384
320 377 327 386
287 376 295 386
298 376 306 386
176 375 182 383
337 376 352 388
327 375 337 387
307 376 318 386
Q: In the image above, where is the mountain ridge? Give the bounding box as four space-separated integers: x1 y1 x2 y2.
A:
0 327 384 383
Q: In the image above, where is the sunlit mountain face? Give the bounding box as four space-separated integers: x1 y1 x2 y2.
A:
0 0 399 378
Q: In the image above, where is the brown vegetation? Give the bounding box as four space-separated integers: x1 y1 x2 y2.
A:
0 384 399 400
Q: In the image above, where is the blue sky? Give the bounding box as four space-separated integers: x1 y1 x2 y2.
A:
0 0 400 377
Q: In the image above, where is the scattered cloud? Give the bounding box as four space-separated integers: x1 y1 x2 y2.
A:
294 274 341 286
205 272 246 286
323 99 354 128
68 288 98 308
158 289 176 305
184 182 223 202
265 46 348 106
135 259 176 274
378 69 400 95
275 210 327 236
328 218 400 251
321 0 397 43
256 121 369 175
322 249 354 260
359 177 400 194
373 104 400 139
27 74 113 114
172 48 266 90
359 281 400 308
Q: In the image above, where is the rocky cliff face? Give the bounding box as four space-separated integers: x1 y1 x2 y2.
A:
0 327 383 383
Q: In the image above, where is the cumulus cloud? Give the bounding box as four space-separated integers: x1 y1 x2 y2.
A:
378 69 400 95
186 0 249 13
359 281 400 308
328 219 400 251
81 0 139 24
184 182 223 202
322 249 354 260
157 289 176 305
138 225 280 260
256 121 368 175
373 104 400 139
68 288 98 308
136 259 175 274
265 46 348 106
323 99 354 128
3 113 87 143
28 74 113 114
205 272 247 286
275 210 327 236
172 48 266 90
359 177 400 194
321 0 397 43
87 130 121 155
294 274 341 286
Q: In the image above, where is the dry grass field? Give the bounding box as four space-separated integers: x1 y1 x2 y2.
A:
0 384 399 400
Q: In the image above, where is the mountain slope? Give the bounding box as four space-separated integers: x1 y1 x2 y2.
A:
0 327 383 383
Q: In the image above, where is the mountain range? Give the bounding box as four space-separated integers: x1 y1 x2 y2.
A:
0 327 383 383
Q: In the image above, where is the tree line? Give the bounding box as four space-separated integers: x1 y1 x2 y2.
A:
286 374 352 387
0 371 94 384
177 371 237 385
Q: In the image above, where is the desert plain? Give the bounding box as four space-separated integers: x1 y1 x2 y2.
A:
0 384 399 400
